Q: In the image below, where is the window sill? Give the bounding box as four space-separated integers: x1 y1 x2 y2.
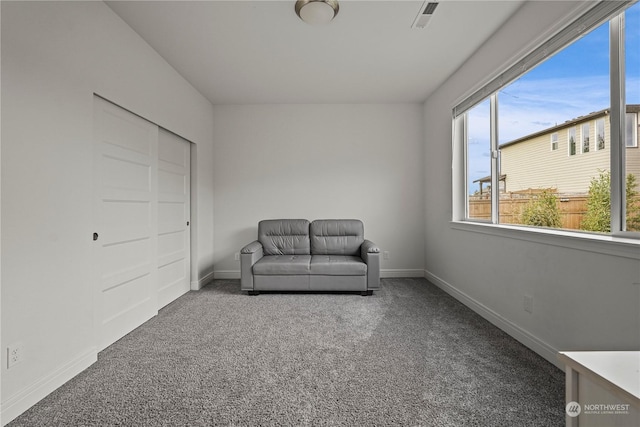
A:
450 221 640 260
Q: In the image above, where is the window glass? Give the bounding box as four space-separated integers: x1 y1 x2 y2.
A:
456 2 639 237
625 3 640 231
466 99 492 221
568 128 577 156
582 123 590 153
497 19 609 231
596 118 605 150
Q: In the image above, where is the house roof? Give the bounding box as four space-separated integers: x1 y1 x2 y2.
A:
473 174 507 184
499 104 640 149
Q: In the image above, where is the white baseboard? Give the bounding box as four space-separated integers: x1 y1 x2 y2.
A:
381 269 425 278
213 270 240 280
424 269 563 370
2 347 97 426
191 270 216 290
212 269 425 280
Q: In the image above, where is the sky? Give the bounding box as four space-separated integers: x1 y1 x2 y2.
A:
467 3 640 193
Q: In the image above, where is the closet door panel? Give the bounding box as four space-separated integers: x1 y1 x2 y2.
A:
157 129 191 309
93 96 158 351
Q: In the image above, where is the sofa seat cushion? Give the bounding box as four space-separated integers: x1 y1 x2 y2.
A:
253 255 311 275
310 255 367 276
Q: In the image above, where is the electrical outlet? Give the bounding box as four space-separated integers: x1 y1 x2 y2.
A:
234 252 240 261
7 343 24 369
383 251 390 260
523 296 533 314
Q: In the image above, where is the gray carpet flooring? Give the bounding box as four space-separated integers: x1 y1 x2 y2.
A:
8 278 564 426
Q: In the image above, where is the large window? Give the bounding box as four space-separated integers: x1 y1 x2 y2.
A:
456 1 640 237
499 10 609 230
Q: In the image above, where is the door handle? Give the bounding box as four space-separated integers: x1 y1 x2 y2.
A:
93 232 99 241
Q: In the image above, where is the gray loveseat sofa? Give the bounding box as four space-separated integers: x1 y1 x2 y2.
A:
240 219 380 295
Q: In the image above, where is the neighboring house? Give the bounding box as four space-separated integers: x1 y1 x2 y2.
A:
499 105 640 194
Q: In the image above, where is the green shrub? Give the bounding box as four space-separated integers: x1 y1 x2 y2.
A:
580 170 640 232
581 170 611 232
626 174 640 231
520 190 562 228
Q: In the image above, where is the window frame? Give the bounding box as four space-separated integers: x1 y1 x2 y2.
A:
551 132 559 151
453 0 639 241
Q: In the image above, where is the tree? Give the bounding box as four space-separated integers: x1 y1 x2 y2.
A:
581 170 611 232
580 170 640 232
520 189 562 228
626 173 640 231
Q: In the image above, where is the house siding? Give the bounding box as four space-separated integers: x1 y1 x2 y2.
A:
500 111 640 194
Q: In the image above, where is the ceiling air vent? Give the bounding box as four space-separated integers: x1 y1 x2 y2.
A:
412 2 439 29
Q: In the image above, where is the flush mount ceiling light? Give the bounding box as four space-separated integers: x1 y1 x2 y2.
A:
295 0 339 25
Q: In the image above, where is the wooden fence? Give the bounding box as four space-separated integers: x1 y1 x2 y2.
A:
468 192 588 230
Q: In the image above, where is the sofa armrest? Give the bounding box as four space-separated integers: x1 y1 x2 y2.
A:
240 241 264 291
361 240 380 257
361 240 380 290
241 240 263 254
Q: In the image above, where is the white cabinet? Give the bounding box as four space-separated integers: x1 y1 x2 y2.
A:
558 351 640 427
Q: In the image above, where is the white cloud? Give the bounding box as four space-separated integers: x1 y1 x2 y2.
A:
498 75 611 143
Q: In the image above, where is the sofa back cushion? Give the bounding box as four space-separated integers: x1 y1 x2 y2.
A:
258 219 311 256
310 219 364 256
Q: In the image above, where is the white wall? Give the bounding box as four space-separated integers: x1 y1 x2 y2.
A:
0 2 3 418
423 1 640 368
0 1 214 424
212 104 425 278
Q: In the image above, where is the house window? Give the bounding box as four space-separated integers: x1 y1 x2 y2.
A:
596 118 605 150
626 113 638 147
551 132 559 151
582 123 590 153
568 128 577 156
455 1 640 237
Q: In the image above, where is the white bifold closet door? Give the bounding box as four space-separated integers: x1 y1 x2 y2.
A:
93 97 190 351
